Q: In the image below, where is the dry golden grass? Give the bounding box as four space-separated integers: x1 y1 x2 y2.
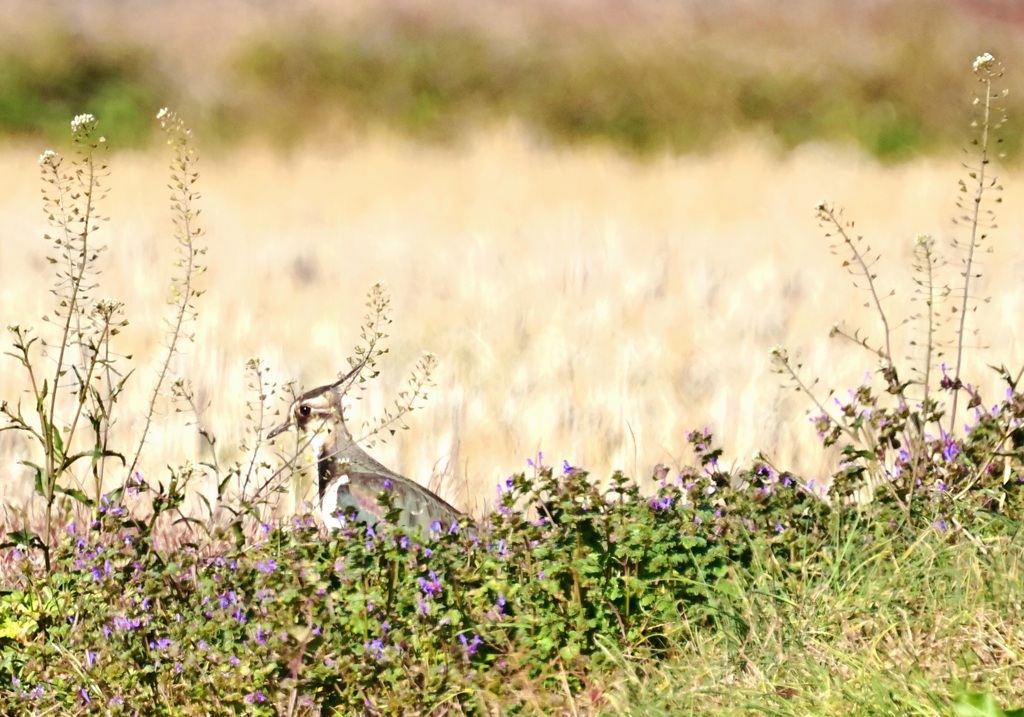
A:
2 131 1023 516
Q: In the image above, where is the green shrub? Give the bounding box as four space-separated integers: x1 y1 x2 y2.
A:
222 20 1024 161
0 33 170 147
6 15 1024 161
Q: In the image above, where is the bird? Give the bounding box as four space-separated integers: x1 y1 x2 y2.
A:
268 366 468 535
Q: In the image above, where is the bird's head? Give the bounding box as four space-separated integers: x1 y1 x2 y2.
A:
268 364 362 444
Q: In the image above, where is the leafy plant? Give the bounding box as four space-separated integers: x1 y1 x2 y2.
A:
1 115 126 571
771 53 1021 520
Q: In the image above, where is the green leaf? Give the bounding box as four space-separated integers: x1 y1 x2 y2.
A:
49 422 64 458
0 529 45 551
61 448 125 472
52 484 93 507
558 642 581 660
231 521 245 550
20 461 45 497
0 616 35 642
953 692 1009 717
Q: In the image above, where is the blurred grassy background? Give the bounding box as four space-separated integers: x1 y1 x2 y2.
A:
3 0 1024 515
3 0 1024 160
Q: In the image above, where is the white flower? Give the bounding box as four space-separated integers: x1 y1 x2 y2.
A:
7 323 19 332
70 114 97 135
914 233 934 248
38 150 58 167
157 107 170 120
813 201 828 212
973 52 995 73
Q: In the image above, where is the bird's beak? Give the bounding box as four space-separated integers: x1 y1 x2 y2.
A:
267 420 291 440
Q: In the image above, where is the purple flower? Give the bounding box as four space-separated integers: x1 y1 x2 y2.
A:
366 639 385 661
934 516 949 533
112 615 142 632
942 440 959 462
256 559 277 573
418 571 443 598
651 496 673 511
383 479 392 490
492 538 508 558
458 633 482 659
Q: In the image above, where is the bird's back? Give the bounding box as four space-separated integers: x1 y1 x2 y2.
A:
322 468 465 534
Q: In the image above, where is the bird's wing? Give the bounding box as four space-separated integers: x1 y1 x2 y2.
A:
332 470 464 532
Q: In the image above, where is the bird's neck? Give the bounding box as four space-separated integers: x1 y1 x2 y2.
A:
314 424 350 499
317 450 336 499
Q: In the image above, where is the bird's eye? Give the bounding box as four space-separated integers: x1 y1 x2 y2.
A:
299 405 312 417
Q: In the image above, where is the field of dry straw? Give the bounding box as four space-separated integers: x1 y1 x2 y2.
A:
3 129 1024 518
1 0 1023 521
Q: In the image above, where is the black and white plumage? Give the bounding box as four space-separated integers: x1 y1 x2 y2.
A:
268 370 466 534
